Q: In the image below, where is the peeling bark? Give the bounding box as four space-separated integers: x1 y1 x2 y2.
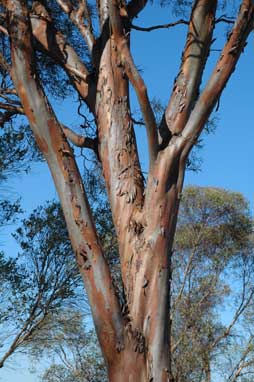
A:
30 2 96 113
5 0 123 365
2 0 254 381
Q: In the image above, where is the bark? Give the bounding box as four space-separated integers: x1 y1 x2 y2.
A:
3 0 254 380
5 0 124 366
30 2 96 113
203 352 211 382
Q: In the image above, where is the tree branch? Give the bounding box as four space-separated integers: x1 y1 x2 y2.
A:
180 0 254 153
30 2 96 114
211 274 254 350
95 2 145 292
163 0 217 140
0 51 11 74
131 19 189 32
216 14 235 24
5 0 124 363
55 0 95 53
109 0 158 166
228 336 254 382
0 101 23 114
96 0 109 30
0 25 8 35
61 124 97 151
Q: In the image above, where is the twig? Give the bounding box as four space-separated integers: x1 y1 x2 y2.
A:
131 19 189 32
216 14 235 24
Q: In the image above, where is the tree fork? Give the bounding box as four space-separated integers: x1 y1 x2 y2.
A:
5 0 124 366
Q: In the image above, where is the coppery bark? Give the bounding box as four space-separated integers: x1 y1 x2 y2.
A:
30 2 96 113
4 0 124 366
2 0 254 380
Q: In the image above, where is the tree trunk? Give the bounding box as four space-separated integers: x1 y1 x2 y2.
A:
3 0 254 380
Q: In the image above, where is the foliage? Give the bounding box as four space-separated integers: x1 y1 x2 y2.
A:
40 311 107 382
0 201 81 368
171 186 254 382
28 186 254 382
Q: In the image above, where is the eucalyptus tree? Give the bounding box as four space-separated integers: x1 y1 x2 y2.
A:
0 201 81 368
171 187 254 382
0 1 254 381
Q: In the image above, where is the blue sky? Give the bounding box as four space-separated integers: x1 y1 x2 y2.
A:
1 2 254 381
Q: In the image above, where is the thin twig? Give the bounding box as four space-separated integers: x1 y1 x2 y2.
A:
131 19 189 32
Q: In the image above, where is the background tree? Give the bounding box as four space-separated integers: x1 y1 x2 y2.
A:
31 186 254 382
0 166 117 369
0 201 81 368
1 1 254 381
171 187 254 382
39 312 107 382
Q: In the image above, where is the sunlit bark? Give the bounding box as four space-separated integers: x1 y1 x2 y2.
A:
2 0 254 380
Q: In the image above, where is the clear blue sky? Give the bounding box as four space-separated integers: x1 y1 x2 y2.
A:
1 2 254 381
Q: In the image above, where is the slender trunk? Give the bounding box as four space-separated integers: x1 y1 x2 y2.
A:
203 352 211 382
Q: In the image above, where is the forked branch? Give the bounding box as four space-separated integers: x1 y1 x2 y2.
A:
56 0 95 53
109 0 158 165
31 2 96 113
163 0 218 138
180 0 254 153
4 0 124 362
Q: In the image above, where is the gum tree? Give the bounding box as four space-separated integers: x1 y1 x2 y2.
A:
1 1 254 381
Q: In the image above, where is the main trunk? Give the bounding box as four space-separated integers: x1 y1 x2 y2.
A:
95 35 180 381
104 203 177 382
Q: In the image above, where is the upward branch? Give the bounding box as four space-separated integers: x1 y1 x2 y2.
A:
4 0 124 362
30 2 96 114
109 0 158 166
180 0 254 154
56 0 95 53
152 0 254 203
162 0 217 141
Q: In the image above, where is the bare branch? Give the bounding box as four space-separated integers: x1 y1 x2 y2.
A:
30 2 96 113
56 0 95 53
180 0 254 153
131 19 189 32
131 117 145 126
0 51 11 74
0 25 8 35
5 0 124 362
172 246 199 311
121 44 158 165
216 14 235 24
0 101 23 114
96 0 109 30
109 0 158 165
0 110 18 126
61 124 97 151
0 96 23 125
228 336 254 382
163 0 217 139
0 88 17 95
55 0 73 14
211 274 254 350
